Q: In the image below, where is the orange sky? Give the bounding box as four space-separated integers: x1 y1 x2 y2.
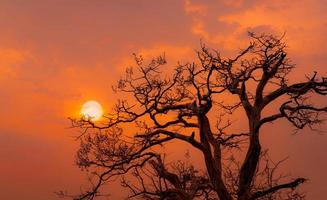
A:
0 0 327 199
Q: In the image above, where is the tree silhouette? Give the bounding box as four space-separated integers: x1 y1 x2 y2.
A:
66 33 327 200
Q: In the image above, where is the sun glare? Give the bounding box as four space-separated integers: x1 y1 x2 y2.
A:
81 100 103 121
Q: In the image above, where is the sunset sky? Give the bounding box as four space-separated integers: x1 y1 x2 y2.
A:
0 0 327 199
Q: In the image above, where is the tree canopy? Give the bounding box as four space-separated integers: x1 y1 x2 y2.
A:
65 33 327 200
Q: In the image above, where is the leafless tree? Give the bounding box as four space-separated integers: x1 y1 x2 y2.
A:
64 33 327 200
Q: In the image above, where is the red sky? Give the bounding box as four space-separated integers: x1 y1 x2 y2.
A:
0 0 326 199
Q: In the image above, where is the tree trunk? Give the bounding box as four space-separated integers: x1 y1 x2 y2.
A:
198 115 233 200
238 109 262 200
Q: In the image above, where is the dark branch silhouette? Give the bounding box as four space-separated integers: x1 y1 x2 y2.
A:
62 32 327 200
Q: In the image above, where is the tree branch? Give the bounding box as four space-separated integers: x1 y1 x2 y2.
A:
250 178 307 200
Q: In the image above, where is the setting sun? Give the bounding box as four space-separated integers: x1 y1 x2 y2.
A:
80 100 103 121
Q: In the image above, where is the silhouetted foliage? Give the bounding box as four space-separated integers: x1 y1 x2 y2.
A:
63 33 327 200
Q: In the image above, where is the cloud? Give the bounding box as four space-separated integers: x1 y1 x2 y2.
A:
184 0 207 16
183 0 327 63
0 48 30 80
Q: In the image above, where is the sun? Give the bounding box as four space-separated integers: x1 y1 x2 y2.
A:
81 100 103 121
